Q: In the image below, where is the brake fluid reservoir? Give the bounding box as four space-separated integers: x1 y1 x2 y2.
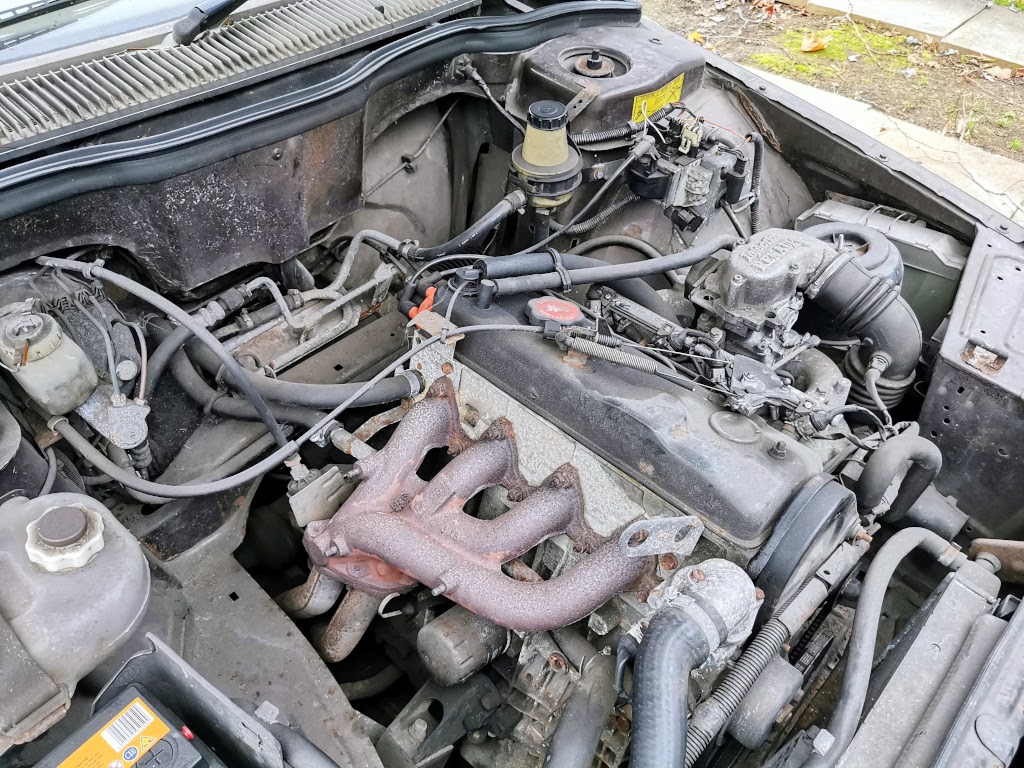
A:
0 306 98 414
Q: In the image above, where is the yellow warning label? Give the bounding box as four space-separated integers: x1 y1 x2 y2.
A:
631 74 685 123
58 698 171 768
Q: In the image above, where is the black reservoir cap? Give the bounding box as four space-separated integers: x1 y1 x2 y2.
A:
527 100 568 131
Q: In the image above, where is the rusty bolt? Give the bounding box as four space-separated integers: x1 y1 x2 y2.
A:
755 588 765 601
689 569 706 583
659 553 680 571
463 405 480 427
854 529 874 544
612 715 630 734
637 589 650 603
441 362 454 375
548 653 569 673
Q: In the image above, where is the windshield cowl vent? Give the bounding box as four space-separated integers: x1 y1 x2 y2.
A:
0 0 477 155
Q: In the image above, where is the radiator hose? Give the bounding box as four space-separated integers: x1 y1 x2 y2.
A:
855 430 942 521
629 607 711 768
628 560 760 768
802 528 965 768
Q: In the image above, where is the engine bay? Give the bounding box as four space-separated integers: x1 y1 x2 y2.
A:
1 6 1023 768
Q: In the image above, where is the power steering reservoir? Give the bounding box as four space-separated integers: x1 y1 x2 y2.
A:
510 100 582 208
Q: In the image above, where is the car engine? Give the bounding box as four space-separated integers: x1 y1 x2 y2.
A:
0 3 1022 768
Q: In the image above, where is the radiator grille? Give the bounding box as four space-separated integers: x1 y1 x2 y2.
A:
0 0 476 151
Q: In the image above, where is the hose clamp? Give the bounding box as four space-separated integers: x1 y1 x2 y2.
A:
547 248 572 293
805 249 855 299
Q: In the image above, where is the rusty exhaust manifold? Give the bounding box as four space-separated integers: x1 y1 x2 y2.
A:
303 377 650 632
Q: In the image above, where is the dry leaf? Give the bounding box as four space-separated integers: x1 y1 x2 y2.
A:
688 31 706 44
1014 68 1024 78
987 65 1013 80
801 33 829 52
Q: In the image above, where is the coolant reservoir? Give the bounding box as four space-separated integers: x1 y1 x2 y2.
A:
0 493 150 727
0 306 98 414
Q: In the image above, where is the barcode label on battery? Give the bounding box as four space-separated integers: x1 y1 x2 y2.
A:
100 702 153 751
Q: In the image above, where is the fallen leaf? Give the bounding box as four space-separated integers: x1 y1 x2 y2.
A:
847 54 861 62
801 33 829 52
1014 68 1024 78
987 65 1013 80
688 31 706 44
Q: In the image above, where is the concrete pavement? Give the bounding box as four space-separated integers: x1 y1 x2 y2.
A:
780 0 1024 66
752 68 1024 223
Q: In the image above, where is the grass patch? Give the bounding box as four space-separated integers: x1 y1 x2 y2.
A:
747 22 916 81
1010 139 1024 152
994 0 1024 12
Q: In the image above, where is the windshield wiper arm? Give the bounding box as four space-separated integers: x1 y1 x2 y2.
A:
172 0 247 45
0 0 93 31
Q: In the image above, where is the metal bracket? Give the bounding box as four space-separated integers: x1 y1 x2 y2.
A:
565 78 601 121
618 516 704 558
288 465 355 528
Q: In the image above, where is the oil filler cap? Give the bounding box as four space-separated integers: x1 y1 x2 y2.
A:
526 297 587 328
527 100 568 131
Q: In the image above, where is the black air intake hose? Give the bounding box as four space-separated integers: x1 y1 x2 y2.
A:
812 257 921 406
799 222 917 409
629 606 711 768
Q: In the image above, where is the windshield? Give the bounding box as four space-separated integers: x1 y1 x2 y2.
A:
0 0 264 66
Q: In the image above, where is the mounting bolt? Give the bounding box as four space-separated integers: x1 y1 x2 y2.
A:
441 362 454 375
755 588 765 601
769 440 787 460
689 569 706 583
409 719 429 740
431 582 448 596
659 553 680 571
548 653 569 673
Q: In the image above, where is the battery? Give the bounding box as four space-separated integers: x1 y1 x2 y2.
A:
36 686 207 768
